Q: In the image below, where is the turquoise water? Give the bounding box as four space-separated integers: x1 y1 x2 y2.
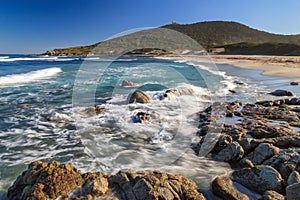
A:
0 54 256 194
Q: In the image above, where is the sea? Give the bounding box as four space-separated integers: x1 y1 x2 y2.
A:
0 54 296 198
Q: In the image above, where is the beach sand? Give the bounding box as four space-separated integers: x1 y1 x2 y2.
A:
209 55 300 79
180 55 300 79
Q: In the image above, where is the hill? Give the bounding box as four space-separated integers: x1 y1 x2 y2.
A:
42 21 300 56
162 21 300 48
215 42 300 56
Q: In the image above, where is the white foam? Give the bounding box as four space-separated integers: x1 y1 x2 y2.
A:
0 67 62 87
0 56 80 62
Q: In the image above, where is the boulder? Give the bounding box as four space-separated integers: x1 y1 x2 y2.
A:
269 89 293 96
122 80 137 87
232 166 283 194
248 122 295 139
213 142 244 162
222 124 247 141
7 161 206 200
262 148 300 181
7 161 84 200
290 82 299 86
287 171 300 185
83 105 104 115
127 90 151 104
211 176 250 200
132 112 151 123
261 190 284 200
247 143 279 165
286 183 300 200
108 169 206 200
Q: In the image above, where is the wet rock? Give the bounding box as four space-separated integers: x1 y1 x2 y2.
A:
7 161 83 200
290 82 299 86
213 142 244 162
232 166 283 194
234 80 244 85
261 190 284 200
211 176 250 200
83 105 104 115
18 104 31 109
121 80 137 87
127 90 151 104
286 183 300 200
247 143 279 165
287 171 300 185
132 112 151 123
269 89 293 96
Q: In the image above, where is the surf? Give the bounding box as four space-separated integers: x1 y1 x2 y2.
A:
0 67 62 87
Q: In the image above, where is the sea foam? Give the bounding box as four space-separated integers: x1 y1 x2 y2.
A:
0 67 62 87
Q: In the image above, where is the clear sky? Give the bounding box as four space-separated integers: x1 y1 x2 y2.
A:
1 0 300 54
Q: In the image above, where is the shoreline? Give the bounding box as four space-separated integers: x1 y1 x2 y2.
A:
209 55 300 79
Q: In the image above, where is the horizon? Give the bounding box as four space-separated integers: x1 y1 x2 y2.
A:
1 0 300 54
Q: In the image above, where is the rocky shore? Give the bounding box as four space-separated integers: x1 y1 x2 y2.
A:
6 96 300 200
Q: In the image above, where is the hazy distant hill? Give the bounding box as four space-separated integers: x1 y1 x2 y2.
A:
42 21 300 56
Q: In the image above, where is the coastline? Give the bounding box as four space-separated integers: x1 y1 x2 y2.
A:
209 55 300 79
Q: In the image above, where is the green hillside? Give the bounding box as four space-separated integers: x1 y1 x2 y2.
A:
162 21 300 48
42 21 300 56
216 42 300 56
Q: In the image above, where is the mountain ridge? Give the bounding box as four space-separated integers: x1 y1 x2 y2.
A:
42 21 300 56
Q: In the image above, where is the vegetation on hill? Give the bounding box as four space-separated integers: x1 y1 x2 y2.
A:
216 42 300 56
163 21 300 48
42 21 300 56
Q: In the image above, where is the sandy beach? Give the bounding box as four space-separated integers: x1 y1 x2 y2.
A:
209 55 300 79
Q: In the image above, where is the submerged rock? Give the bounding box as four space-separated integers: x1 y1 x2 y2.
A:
127 90 151 104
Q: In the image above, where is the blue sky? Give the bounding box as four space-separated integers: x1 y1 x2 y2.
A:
1 0 300 54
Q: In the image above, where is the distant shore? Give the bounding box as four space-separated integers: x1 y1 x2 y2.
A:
209 55 300 79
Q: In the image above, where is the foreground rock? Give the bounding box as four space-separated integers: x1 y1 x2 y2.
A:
7 161 83 200
7 161 206 200
286 183 300 200
232 166 283 194
127 90 151 104
211 176 249 200
261 190 284 200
